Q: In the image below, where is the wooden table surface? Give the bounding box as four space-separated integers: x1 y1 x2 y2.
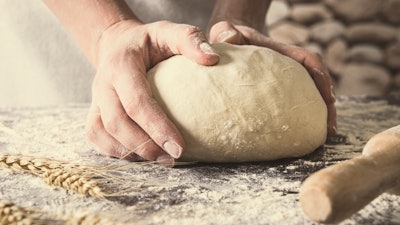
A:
0 97 400 225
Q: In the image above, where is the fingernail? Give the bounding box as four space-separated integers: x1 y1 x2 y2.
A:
163 141 182 158
217 30 236 42
156 154 175 167
199 42 218 55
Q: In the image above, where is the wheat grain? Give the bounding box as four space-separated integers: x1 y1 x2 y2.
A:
0 200 33 225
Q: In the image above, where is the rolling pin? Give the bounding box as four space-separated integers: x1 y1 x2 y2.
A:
299 125 400 224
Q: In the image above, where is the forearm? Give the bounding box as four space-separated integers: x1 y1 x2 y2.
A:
208 0 271 33
43 0 141 66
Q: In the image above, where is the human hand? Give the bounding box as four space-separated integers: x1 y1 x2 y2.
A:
209 21 337 136
85 20 219 165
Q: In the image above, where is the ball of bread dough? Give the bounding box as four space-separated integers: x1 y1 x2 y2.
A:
148 43 327 162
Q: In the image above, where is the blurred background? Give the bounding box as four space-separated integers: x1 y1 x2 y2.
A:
0 0 399 106
267 0 400 97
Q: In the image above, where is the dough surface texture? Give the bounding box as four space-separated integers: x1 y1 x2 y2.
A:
148 43 327 162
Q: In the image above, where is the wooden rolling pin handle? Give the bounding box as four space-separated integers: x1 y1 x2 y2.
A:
299 125 400 224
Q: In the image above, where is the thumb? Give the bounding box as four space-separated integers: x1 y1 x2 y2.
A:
152 21 220 66
209 21 247 45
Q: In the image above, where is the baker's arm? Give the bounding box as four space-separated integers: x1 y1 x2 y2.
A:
43 0 219 165
208 0 271 35
43 0 140 66
207 0 337 136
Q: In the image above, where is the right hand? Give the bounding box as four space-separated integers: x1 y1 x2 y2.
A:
85 20 219 165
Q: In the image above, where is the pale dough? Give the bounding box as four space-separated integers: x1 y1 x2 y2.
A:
148 43 327 162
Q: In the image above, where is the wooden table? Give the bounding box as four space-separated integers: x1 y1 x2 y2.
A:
1 97 399 225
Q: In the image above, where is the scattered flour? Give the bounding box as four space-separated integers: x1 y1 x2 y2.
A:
0 98 399 224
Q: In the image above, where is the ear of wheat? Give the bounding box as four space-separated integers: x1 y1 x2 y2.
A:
0 152 106 198
0 152 170 199
0 200 54 225
42 169 105 198
0 153 44 175
0 152 89 175
0 200 33 225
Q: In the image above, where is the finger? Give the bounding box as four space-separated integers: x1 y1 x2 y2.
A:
209 21 247 45
327 101 337 136
86 109 174 166
95 80 176 165
110 52 186 160
308 68 337 136
286 54 338 136
286 58 337 136
151 21 220 66
85 104 141 161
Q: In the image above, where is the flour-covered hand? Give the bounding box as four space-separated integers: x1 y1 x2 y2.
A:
86 20 219 165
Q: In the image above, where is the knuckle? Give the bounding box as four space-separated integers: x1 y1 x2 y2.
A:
134 144 148 158
86 137 112 157
183 25 202 36
85 115 102 143
124 94 149 118
181 25 205 41
113 144 132 158
155 21 202 37
124 102 139 119
103 115 122 135
153 20 172 27
308 51 323 62
133 140 160 161
214 21 231 29
85 126 97 144
326 86 337 105
99 145 114 157
101 144 119 158
95 141 126 159
293 48 323 64
314 52 323 62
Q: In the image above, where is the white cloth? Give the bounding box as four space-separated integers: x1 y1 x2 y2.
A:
0 0 215 106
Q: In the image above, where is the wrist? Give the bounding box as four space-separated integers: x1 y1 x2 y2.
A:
44 0 142 67
95 19 143 67
208 0 270 33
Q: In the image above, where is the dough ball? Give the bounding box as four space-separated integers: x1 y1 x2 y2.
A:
148 43 327 162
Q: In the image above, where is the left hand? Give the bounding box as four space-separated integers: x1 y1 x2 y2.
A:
208 21 337 136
